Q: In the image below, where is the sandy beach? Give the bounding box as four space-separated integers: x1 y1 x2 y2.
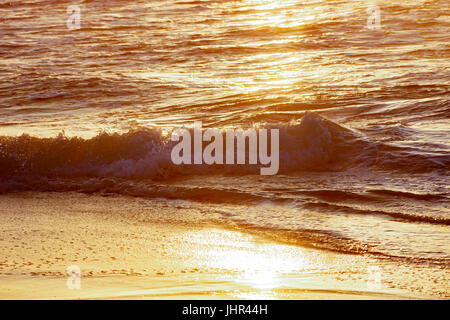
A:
1 0 449 303
0 192 446 300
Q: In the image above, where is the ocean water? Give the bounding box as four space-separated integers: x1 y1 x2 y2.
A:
0 0 449 267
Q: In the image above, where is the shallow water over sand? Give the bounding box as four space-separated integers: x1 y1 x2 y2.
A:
0 0 449 294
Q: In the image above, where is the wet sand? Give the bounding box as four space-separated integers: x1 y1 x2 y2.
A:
0 192 441 299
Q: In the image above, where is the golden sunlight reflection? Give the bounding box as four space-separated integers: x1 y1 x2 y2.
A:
122 0 343 100
238 0 329 28
187 229 313 293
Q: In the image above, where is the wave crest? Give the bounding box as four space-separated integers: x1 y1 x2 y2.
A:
0 112 446 193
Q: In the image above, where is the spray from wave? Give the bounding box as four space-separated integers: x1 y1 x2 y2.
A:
1 112 448 194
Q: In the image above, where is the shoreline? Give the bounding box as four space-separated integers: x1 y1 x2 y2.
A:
0 192 443 299
0 274 415 300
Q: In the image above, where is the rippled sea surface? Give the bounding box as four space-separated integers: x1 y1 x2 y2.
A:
0 0 449 277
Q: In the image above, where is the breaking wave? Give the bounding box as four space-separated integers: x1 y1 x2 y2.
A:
0 112 448 194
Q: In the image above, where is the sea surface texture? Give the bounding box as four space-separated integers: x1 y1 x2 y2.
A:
0 1 449 272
